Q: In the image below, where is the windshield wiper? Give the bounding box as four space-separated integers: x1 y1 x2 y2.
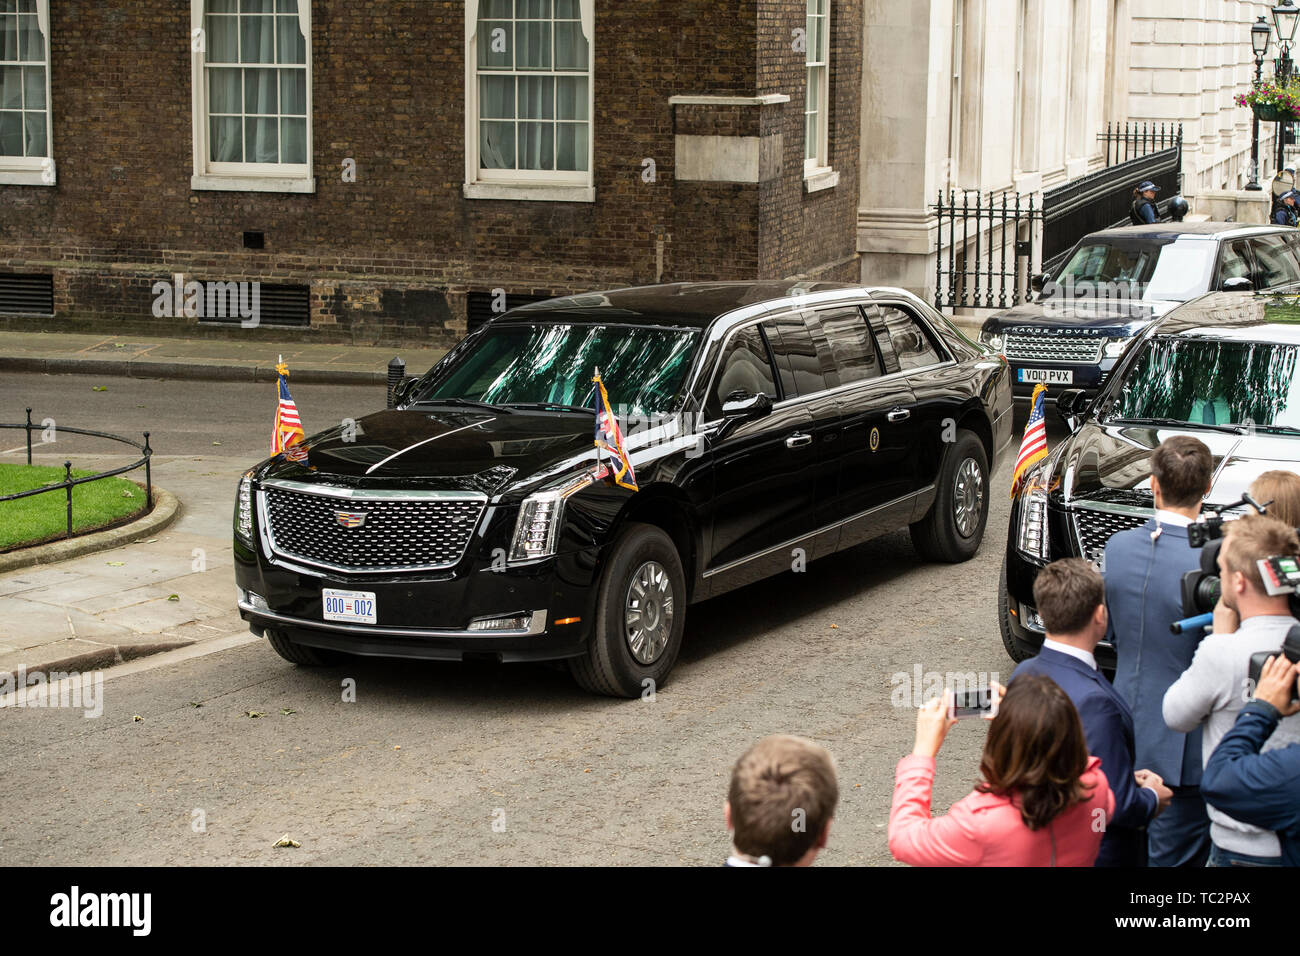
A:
1107 416 1246 435
410 397 511 413
1253 424 1300 436
501 402 593 414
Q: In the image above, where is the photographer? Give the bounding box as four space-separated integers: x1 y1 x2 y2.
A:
889 675 1113 866
1211 470 1300 635
1013 559 1171 867
1201 654 1300 866
1104 435 1213 866
1163 514 1300 866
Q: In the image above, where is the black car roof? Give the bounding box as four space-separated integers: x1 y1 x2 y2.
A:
501 281 861 329
1152 292 1300 346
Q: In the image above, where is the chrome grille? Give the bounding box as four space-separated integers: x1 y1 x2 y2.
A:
1073 507 1151 566
262 485 486 573
1004 332 1104 363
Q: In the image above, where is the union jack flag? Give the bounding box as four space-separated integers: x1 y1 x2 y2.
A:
1010 383 1049 498
271 362 305 454
591 370 638 492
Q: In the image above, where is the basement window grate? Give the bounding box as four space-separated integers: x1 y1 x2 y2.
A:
466 291 556 333
0 272 54 315
197 282 310 328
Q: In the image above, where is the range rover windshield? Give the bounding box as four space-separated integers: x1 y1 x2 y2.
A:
1105 335 1300 433
412 323 700 416
1053 239 1214 303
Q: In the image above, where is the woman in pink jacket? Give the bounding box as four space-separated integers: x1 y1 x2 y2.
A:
889 674 1114 866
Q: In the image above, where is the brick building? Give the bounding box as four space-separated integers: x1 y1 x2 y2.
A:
0 0 862 349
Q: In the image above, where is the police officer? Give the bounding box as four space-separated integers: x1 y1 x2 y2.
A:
1130 181 1160 225
1272 165 1297 202
1274 189 1299 227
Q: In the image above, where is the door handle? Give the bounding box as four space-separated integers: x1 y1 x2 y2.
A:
887 408 912 423
785 432 813 448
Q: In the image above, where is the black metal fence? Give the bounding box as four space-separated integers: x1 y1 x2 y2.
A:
933 190 1042 311
0 408 153 543
1099 122 1182 168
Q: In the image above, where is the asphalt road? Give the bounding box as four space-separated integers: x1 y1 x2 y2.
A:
0 373 1061 866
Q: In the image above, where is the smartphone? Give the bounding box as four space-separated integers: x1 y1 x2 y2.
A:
948 688 994 719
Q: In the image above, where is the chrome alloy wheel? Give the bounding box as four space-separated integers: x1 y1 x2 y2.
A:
624 560 674 665
953 456 985 538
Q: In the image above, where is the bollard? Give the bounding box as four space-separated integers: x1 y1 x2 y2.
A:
64 461 73 539
25 407 32 465
387 357 406 409
144 431 153 509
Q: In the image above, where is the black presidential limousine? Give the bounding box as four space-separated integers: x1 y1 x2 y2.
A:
1001 290 1300 672
235 282 1013 696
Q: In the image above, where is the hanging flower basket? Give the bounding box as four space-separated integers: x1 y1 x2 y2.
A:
1254 102 1300 122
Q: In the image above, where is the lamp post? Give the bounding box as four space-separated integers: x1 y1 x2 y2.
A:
1248 16 1272 190
1274 0 1300 174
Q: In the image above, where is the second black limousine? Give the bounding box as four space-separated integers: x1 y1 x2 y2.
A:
235 282 1013 696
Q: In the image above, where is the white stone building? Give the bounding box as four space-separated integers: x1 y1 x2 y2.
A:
858 0 1286 305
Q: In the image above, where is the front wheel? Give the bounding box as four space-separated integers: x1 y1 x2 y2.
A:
909 429 989 563
569 522 687 698
998 554 1031 663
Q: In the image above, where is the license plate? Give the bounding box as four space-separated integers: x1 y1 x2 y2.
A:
322 589 377 624
1018 368 1074 385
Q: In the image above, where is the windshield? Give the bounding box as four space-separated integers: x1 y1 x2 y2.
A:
412 323 700 416
1105 336 1300 431
1053 240 1212 303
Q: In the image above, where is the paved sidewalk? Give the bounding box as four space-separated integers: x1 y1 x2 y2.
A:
0 454 247 682
0 330 447 385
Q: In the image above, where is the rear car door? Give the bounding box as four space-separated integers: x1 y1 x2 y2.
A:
1215 238 1258 290
811 303 919 548
703 321 822 585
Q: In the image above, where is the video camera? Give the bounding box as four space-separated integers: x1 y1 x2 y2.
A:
1248 622 1300 706
1172 494 1300 633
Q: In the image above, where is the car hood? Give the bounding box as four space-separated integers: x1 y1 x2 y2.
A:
256 408 599 497
1045 420 1300 508
984 298 1179 335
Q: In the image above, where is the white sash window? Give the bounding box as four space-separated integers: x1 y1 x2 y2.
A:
804 0 829 174
465 0 595 202
191 0 314 193
0 0 54 186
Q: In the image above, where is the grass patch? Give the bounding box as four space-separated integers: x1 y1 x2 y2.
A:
0 463 149 552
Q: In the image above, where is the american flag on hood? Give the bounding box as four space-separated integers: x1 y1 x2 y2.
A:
1010 383 1049 498
271 362 305 454
591 370 638 492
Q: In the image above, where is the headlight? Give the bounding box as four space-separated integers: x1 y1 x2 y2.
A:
1015 468 1049 560
235 472 254 543
1103 338 1129 359
979 329 1004 352
508 469 599 563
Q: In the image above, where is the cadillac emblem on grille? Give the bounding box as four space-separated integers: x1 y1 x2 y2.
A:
334 510 368 529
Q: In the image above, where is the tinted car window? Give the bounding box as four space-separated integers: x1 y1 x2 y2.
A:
1058 242 1160 288
816 306 882 385
763 313 830 398
713 324 778 408
871 305 943 372
1251 235 1300 289
1218 240 1254 285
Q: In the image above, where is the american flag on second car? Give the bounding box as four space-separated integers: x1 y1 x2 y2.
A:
1010 382 1049 498
271 361 305 454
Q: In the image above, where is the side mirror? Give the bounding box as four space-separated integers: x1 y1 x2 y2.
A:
1055 388 1088 429
392 375 419 407
1220 276 1254 293
1030 272 1051 293
721 390 772 422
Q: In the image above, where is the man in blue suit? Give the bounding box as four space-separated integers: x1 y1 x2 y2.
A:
1013 559 1171 866
1104 436 1214 867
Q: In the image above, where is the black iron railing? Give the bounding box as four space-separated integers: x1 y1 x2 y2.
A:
1 408 153 542
1099 122 1183 168
933 190 1042 311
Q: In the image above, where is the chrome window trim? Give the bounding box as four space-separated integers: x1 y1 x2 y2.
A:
702 486 932 578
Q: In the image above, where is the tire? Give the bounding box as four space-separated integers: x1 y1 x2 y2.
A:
569 522 687 698
998 554 1031 663
909 428 989 563
265 628 345 666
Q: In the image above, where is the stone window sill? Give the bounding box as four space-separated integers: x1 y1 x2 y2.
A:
192 174 316 194
0 166 56 186
804 167 840 193
463 182 596 203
